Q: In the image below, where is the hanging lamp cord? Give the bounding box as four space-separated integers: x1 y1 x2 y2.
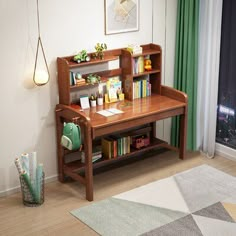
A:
33 0 50 86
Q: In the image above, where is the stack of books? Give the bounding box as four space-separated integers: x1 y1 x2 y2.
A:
81 146 102 163
76 78 86 86
70 71 86 86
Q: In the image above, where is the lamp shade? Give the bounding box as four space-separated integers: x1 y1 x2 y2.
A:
33 0 50 86
34 70 49 86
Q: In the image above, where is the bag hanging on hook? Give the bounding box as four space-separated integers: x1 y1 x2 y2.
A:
61 122 81 150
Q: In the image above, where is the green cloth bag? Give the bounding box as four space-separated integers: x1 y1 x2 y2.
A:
61 122 81 150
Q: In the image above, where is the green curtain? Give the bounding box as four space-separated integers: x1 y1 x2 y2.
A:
171 0 199 150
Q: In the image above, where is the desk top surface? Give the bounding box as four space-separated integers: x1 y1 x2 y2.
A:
73 94 186 129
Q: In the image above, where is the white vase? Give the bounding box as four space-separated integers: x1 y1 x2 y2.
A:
97 97 103 106
90 100 96 107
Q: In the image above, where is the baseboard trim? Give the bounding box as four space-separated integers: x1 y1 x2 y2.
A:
0 174 58 198
215 143 236 162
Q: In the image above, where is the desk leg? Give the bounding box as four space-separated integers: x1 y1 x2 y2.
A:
179 109 187 160
84 124 94 201
56 111 65 182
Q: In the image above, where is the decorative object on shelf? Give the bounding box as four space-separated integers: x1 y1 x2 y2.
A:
131 135 150 149
75 72 86 85
107 77 120 102
75 72 82 79
94 43 107 59
105 0 139 35
105 77 125 103
86 74 101 85
127 44 142 55
118 93 125 101
33 0 50 86
73 50 91 63
144 59 152 71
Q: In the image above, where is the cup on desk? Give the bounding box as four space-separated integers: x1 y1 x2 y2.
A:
90 100 97 107
97 97 103 106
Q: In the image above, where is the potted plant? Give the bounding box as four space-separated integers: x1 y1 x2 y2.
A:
86 74 101 85
89 94 97 107
94 43 107 60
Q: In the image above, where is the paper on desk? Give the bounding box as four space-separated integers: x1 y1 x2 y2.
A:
107 108 124 114
97 108 124 117
97 110 115 117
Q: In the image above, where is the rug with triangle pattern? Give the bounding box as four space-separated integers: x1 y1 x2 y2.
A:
71 164 236 236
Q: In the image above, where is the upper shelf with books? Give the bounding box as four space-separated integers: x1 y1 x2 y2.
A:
57 43 162 105
120 43 162 100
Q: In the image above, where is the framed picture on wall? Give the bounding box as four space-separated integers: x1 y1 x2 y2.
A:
105 0 139 35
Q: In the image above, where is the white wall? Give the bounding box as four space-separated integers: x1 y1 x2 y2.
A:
0 0 177 195
153 0 177 142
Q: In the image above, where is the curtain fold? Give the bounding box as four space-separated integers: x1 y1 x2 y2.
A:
196 0 223 158
171 0 199 150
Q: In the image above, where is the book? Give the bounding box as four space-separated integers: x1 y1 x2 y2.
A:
108 135 119 158
81 146 102 163
81 154 102 163
106 77 122 102
102 137 113 159
76 78 86 85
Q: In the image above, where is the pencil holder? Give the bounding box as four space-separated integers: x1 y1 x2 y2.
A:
20 172 44 207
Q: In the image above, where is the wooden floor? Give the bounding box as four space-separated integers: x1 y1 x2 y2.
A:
1 151 236 236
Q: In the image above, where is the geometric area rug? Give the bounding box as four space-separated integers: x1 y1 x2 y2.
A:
71 165 236 235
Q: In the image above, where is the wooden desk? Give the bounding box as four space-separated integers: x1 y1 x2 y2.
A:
55 85 187 201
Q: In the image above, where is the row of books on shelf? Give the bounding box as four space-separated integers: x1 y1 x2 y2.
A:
102 133 151 159
133 78 151 99
102 135 132 159
79 126 152 163
80 136 131 163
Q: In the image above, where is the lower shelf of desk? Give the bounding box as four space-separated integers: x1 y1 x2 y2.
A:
63 137 167 175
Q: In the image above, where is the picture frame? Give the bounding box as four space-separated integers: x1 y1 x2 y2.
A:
80 95 90 109
105 0 139 35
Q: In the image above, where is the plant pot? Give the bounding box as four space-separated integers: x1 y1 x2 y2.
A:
90 100 96 107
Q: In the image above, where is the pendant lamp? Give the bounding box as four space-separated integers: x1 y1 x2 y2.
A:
33 0 50 86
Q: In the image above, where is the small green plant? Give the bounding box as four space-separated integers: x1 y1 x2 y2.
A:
86 74 101 85
89 94 96 101
94 43 107 59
